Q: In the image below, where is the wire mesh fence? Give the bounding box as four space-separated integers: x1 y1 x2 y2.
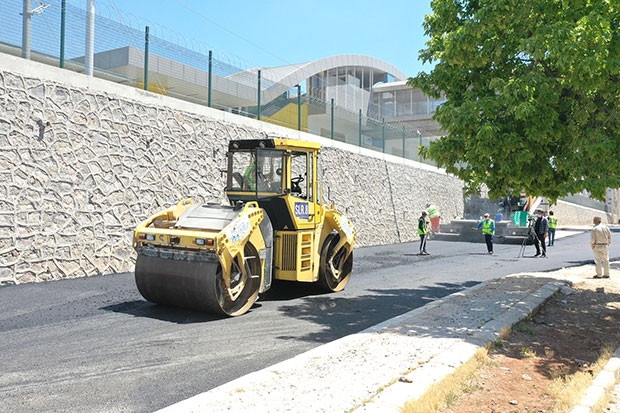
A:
1 0 438 165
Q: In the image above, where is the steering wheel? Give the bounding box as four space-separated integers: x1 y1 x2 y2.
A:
291 175 304 194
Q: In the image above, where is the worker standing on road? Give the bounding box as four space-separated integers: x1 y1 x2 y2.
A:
426 203 441 233
533 209 548 258
495 210 503 222
591 216 612 278
476 213 495 254
418 211 430 255
547 211 558 246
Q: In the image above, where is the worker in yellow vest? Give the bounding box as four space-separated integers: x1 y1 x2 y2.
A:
547 210 558 246
418 211 431 255
243 155 257 190
476 213 496 254
426 203 441 233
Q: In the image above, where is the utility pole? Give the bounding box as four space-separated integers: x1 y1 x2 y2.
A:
21 0 31 59
417 129 422 162
21 0 50 59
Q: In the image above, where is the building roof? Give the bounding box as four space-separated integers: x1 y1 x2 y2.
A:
230 54 408 91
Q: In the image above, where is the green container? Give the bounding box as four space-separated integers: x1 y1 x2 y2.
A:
519 211 530 227
512 211 521 226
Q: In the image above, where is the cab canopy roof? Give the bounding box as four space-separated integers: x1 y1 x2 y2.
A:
228 139 321 152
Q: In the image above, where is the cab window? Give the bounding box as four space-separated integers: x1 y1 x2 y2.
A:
228 150 283 193
290 151 312 201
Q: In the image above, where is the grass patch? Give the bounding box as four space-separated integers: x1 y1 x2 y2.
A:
497 326 511 341
488 326 511 350
548 346 614 412
519 346 536 358
514 320 537 335
400 348 491 413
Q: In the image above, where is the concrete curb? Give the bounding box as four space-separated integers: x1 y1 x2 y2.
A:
571 347 620 413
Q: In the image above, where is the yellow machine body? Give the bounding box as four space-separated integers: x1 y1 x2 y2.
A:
133 138 356 316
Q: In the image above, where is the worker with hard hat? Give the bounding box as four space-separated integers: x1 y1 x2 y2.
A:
418 210 430 255
476 213 496 254
426 203 441 233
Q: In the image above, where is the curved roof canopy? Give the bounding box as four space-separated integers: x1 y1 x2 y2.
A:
230 54 408 91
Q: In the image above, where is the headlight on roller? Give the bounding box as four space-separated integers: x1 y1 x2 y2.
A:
195 238 214 246
139 234 156 241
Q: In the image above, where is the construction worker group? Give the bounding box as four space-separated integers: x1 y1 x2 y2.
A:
418 208 560 258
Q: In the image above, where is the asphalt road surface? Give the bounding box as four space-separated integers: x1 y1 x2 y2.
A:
0 230 606 413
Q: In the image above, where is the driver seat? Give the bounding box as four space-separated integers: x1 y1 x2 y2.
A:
291 180 302 194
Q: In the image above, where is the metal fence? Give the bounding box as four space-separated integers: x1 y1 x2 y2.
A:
1 0 437 164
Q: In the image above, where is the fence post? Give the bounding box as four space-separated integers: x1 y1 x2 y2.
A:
85 0 95 76
60 0 66 68
358 109 362 147
143 26 149 91
418 130 423 162
382 118 385 153
402 126 406 158
330 98 334 140
21 0 31 59
257 70 261 120
297 84 301 131
208 50 212 107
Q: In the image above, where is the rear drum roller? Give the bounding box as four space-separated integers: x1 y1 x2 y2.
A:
318 233 353 292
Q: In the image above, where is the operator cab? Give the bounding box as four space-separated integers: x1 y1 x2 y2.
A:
225 139 320 231
226 139 315 201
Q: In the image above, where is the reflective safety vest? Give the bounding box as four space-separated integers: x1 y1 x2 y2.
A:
427 205 440 218
418 217 429 235
481 219 495 235
548 217 558 228
244 162 256 190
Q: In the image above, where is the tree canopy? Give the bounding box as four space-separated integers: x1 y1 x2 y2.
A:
409 0 620 201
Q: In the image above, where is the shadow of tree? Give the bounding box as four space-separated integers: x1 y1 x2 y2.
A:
273 281 479 343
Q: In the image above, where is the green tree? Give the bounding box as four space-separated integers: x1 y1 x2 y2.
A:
409 0 620 201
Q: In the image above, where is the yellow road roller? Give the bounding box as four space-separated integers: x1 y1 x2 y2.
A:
133 138 356 316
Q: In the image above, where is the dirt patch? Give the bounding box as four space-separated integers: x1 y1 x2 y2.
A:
441 264 620 412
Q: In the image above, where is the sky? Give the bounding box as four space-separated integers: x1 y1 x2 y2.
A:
73 0 435 77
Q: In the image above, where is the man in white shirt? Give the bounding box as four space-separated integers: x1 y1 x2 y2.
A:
591 216 612 278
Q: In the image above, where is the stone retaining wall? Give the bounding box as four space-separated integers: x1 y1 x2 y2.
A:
0 55 464 285
549 200 614 227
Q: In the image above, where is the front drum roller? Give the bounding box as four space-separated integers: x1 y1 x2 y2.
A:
135 243 262 316
318 233 353 292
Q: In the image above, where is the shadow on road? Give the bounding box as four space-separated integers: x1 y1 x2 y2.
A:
259 279 328 301
566 259 596 266
274 281 479 344
102 300 227 323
